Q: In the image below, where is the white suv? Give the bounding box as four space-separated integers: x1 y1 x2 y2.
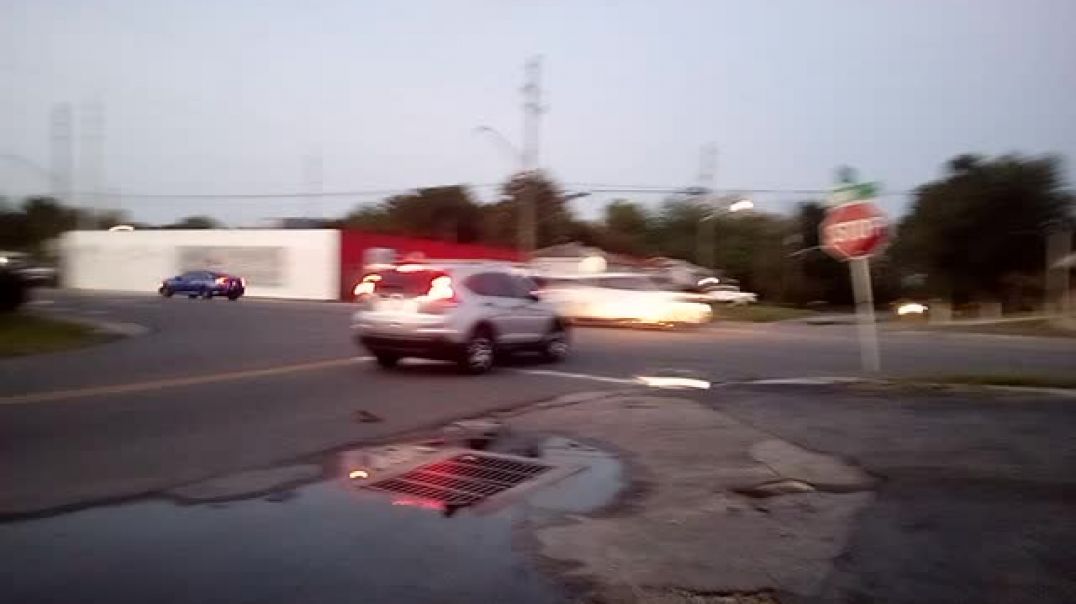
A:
351 262 570 373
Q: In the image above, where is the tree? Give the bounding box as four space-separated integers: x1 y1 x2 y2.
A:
484 171 579 249
785 201 852 305
341 186 482 243
893 154 1073 305
339 204 392 232
164 215 222 229
599 200 652 255
649 197 709 263
0 196 79 256
644 197 795 300
386 186 481 243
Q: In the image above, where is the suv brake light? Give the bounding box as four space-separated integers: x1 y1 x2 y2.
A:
417 275 458 313
425 275 455 302
353 274 381 298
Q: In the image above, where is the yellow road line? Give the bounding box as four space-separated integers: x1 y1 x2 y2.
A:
0 356 372 406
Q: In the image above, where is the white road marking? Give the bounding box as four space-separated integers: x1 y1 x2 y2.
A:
636 376 712 390
511 368 637 385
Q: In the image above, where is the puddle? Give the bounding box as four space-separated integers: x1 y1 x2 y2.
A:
0 437 624 604
518 436 624 513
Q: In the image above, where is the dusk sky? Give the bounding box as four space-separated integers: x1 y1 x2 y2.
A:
2 0 1074 225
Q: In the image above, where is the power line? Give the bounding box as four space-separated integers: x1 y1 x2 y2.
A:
69 183 503 201
62 182 911 203
563 184 913 197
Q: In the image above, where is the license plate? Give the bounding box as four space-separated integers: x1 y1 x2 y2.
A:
380 298 417 313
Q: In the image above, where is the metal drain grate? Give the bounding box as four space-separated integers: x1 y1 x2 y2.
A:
363 452 552 508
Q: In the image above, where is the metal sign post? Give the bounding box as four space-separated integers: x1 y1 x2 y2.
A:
849 257 880 372
821 169 888 373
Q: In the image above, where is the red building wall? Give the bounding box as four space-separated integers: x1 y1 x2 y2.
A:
338 231 521 299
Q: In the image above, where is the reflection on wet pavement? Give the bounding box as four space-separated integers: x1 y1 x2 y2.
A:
0 437 623 604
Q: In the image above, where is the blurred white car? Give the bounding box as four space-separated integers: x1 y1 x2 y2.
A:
534 273 712 326
700 285 758 305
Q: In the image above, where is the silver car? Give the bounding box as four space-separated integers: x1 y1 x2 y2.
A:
351 262 570 373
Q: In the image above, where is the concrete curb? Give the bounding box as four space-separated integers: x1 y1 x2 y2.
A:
729 376 1076 399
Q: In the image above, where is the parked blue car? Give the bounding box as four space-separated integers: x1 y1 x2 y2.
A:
159 271 246 301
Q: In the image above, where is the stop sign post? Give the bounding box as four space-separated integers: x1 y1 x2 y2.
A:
821 195 889 373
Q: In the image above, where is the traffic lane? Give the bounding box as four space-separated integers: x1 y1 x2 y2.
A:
559 324 1076 382
0 358 621 516
704 385 1076 602
6 291 1073 400
3 291 357 396
561 325 858 380
873 329 1075 378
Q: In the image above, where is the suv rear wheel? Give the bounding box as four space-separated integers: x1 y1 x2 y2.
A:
540 325 570 362
459 329 495 374
374 352 400 368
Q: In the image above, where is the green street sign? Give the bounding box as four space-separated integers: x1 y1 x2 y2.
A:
828 181 879 207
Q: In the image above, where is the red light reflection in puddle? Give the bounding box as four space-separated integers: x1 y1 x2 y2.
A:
391 497 446 512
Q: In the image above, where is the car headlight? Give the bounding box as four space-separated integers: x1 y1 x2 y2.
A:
896 302 928 315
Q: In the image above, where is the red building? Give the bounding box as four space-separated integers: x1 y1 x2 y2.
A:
339 231 521 299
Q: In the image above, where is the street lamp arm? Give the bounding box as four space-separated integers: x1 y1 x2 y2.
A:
473 126 523 168
0 153 57 184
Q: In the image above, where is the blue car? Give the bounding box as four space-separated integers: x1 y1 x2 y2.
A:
159 270 246 301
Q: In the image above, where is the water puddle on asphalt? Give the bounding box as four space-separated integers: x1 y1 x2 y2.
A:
0 437 623 604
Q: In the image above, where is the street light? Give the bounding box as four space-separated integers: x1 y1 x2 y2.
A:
697 197 753 268
474 126 590 255
473 126 522 169
474 125 536 255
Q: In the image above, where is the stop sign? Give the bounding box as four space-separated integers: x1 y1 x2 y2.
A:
820 201 889 260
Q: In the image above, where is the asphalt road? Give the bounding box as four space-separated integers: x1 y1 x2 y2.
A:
1 290 1074 516
707 384 1076 603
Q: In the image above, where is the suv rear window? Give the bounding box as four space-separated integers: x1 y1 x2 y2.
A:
366 269 445 297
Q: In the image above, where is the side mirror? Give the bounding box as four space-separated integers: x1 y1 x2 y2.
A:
528 291 542 301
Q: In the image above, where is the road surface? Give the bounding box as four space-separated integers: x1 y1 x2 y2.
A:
1 290 1073 515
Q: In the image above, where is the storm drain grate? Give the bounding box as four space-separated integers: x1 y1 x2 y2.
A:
363 452 553 508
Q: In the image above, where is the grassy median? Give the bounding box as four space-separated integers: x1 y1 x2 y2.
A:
0 313 104 357
914 318 1076 338
912 373 1076 390
711 304 819 323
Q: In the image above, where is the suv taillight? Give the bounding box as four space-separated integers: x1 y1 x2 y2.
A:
425 276 455 302
353 274 381 300
418 275 458 313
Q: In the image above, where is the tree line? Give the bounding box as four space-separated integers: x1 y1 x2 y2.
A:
3 153 1072 307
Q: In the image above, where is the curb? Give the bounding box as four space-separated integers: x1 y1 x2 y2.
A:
727 376 1076 399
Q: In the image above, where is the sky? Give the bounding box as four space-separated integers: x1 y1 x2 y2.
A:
2 0 1074 226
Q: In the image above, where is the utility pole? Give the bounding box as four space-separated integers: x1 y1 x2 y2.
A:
78 100 105 229
519 56 544 256
695 143 717 268
49 103 74 204
1045 227 1072 316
